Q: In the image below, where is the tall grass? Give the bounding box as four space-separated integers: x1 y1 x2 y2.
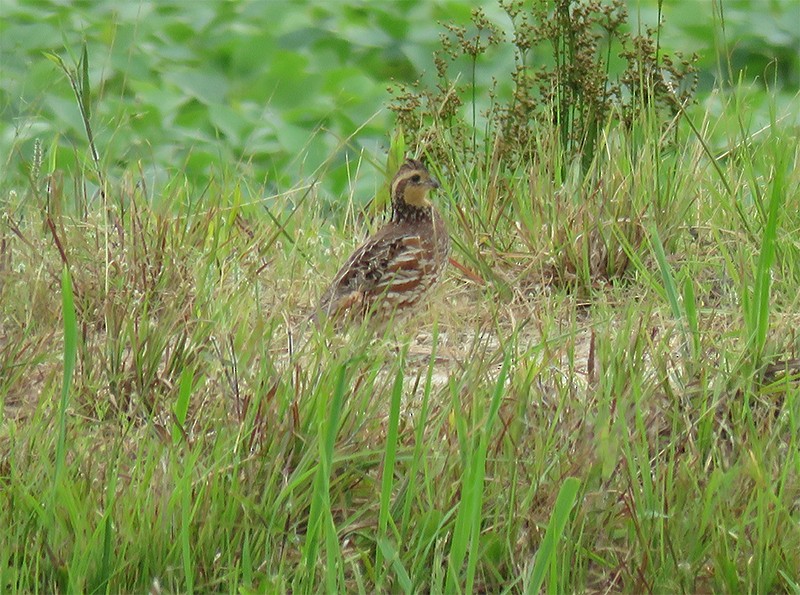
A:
2 9 800 595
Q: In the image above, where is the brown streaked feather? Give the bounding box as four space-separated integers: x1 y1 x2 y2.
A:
317 230 426 319
313 159 449 327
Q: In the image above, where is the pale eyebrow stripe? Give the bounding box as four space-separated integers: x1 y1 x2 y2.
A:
390 169 419 197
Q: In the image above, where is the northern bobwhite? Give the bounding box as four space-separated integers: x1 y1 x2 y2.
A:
313 158 450 328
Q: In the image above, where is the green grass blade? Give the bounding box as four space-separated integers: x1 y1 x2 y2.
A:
377 537 412 593
376 346 406 586
80 42 91 120
172 366 194 444
749 157 784 362
54 265 77 490
525 477 581 594
95 514 113 594
682 274 700 360
649 223 682 321
401 325 438 533
446 350 510 593
180 464 195 594
301 363 349 593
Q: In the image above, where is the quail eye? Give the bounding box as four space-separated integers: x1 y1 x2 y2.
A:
411 174 421 183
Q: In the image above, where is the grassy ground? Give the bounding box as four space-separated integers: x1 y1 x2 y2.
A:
2 85 799 593
2 9 800 588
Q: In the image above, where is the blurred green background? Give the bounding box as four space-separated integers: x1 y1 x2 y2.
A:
1 0 798 203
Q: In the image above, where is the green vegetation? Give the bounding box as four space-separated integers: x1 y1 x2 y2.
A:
2 0 799 592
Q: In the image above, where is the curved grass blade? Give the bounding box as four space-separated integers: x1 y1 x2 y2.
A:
525 477 581 595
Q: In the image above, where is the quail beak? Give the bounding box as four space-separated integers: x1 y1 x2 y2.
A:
427 177 440 190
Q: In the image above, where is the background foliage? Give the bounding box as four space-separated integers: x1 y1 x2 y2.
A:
2 0 798 205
